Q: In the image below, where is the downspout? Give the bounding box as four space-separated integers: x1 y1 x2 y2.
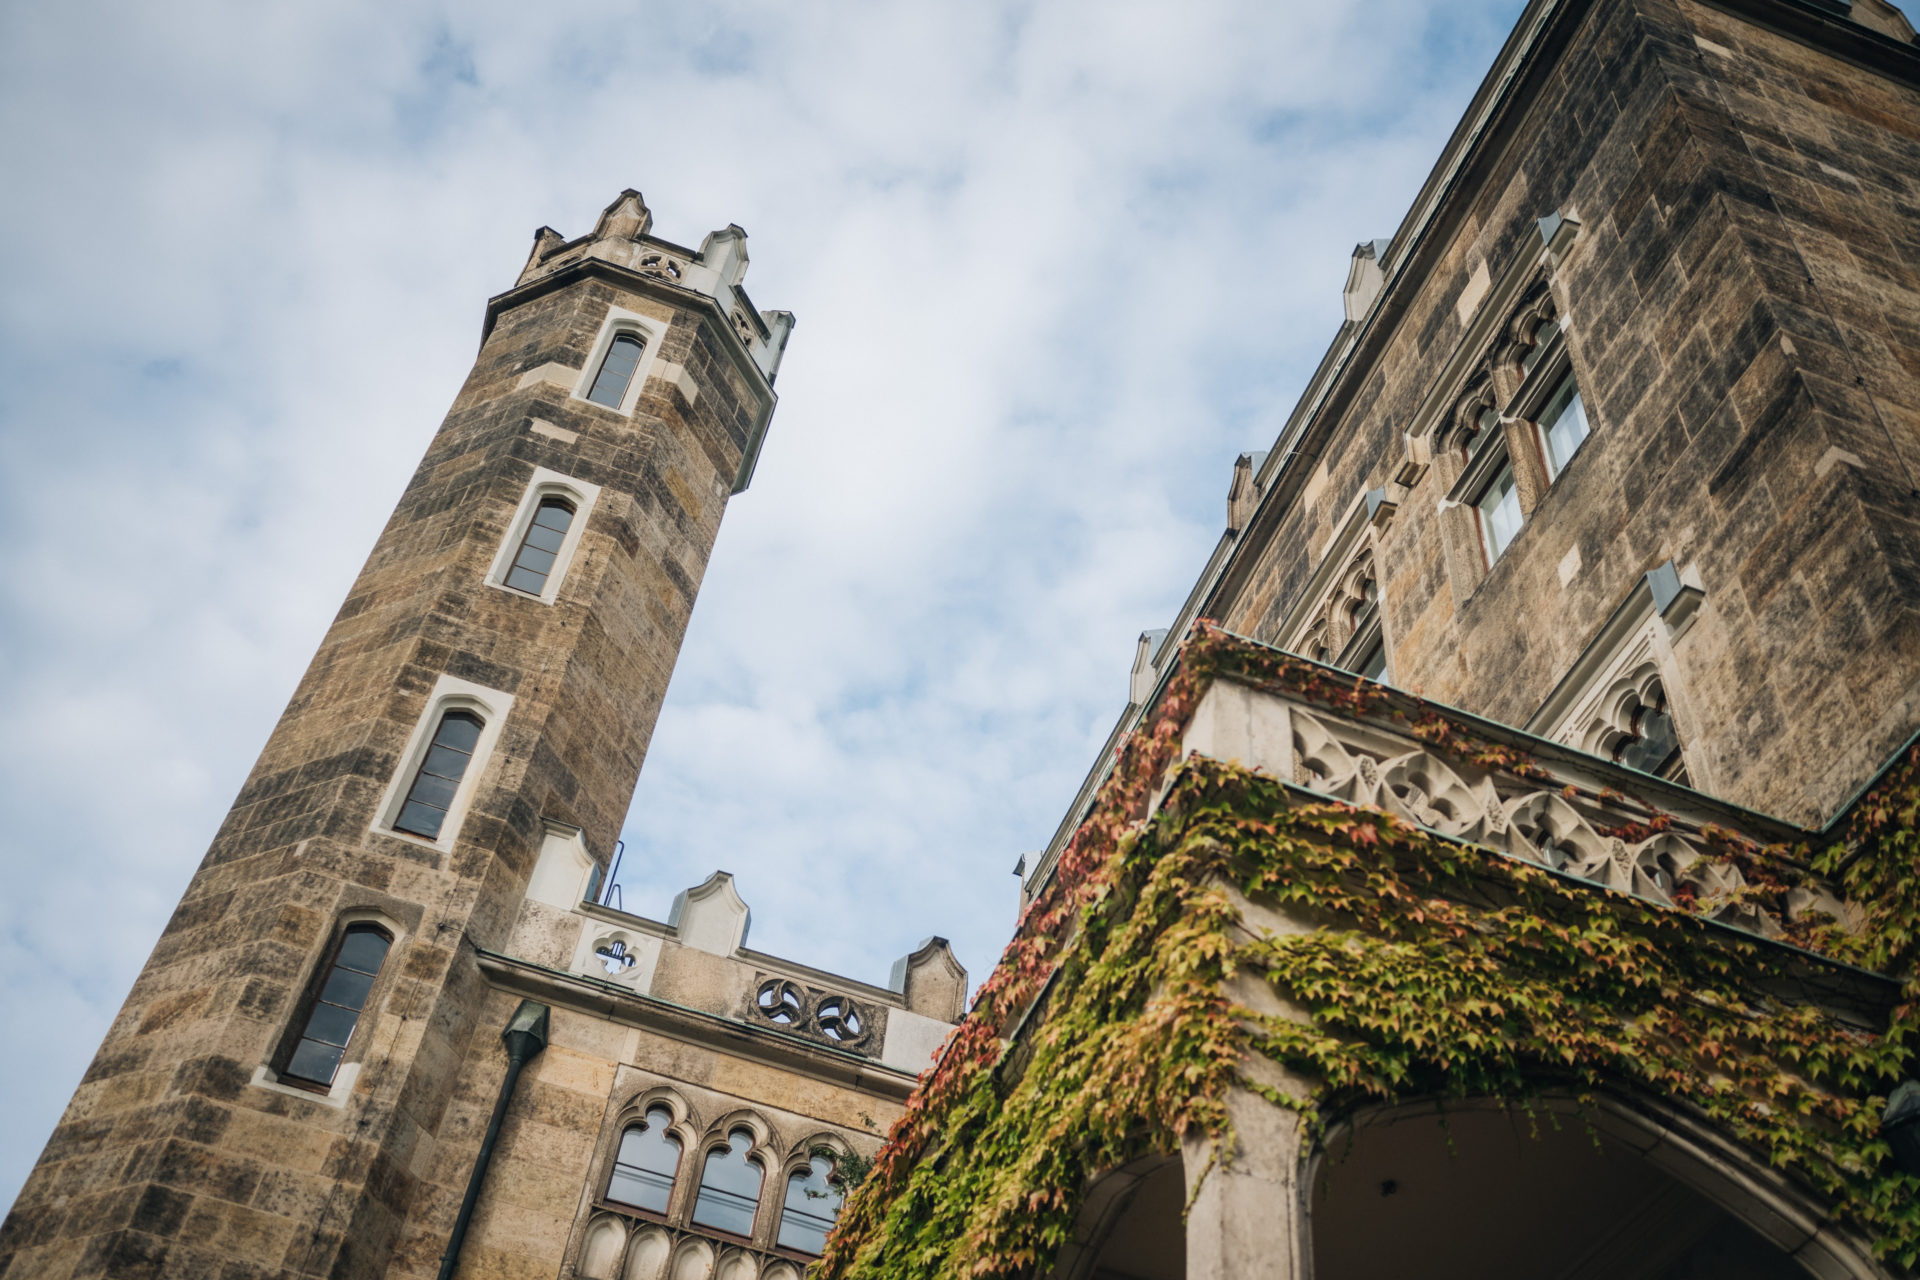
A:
436 999 551 1280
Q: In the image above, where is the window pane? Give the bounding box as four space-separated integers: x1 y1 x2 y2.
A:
286 1039 344 1084
533 501 575 533
1357 642 1387 682
512 544 558 576
692 1131 763 1236
587 335 644 407
396 800 447 838
319 966 376 1011
434 712 483 753
1477 467 1523 563
1541 378 1590 477
776 1156 844 1255
607 1110 682 1214
418 744 471 782
522 521 567 554
404 770 459 811
504 566 549 595
303 1001 360 1048
336 931 391 974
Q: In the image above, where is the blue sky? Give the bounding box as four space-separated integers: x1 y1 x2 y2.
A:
0 0 1525 1211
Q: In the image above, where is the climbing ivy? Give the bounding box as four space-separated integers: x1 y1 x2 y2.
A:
816 625 1920 1279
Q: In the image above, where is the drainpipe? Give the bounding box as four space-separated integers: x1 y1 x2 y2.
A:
437 999 551 1280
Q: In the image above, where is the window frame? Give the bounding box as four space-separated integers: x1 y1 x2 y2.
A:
371 674 514 851
275 922 395 1092
485 467 602 606
689 1126 768 1242
572 307 670 418
603 1105 686 1220
773 1150 848 1258
252 909 407 1107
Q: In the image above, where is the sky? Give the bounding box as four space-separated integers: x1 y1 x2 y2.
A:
0 0 1526 1212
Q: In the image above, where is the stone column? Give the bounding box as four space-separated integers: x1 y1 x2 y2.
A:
1181 1082 1312 1280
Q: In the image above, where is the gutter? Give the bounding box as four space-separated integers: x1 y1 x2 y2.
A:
437 1000 550 1280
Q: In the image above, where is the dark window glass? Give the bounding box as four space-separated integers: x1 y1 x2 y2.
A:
1614 691 1685 780
691 1129 764 1237
504 498 576 596
776 1155 844 1255
586 333 645 408
607 1106 682 1214
284 925 391 1086
394 711 484 839
1356 640 1387 682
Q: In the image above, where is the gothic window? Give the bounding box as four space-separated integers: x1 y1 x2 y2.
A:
1611 684 1688 783
1536 372 1590 480
283 924 391 1087
607 1107 682 1215
394 710 484 839
691 1129 764 1237
1474 462 1523 565
1459 405 1500 463
503 497 577 596
775 1154 845 1256
585 332 645 408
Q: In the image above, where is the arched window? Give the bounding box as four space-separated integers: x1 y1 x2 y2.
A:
607 1106 682 1215
394 710 484 839
1612 685 1687 783
691 1128 764 1237
775 1154 845 1256
503 497 577 596
1537 372 1591 479
284 924 392 1087
585 332 645 408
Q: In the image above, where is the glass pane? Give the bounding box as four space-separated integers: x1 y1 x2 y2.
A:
336 930 390 974
513 544 557 576
1619 707 1681 776
404 770 458 811
286 1038 345 1084
692 1132 763 1236
395 800 446 838
302 1000 360 1048
608 1114 681 1214
435 712 483 753
1543 384 1590 476
777 1156 843 1255
1478 467 1522 562
1358 642 1387 682
504 566 549 595
522 521 567 554
587 335 644 407
319 966 376 1011
533 502 575 532
418 744 471 782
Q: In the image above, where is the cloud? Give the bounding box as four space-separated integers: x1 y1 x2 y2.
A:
0 0 1524 1210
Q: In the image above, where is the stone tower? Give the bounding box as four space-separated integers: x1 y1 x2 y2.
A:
0 190 795 1279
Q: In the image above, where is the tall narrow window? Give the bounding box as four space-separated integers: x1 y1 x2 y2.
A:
775 1155 845 1255
607 1107 683 1215
503 498 576 596
1538 373 1590 479
691 1129 764 1237
586 333 645 408
394 711 484 839
1613 686 1687 783
1475 463 1523 565
284 925 391 1087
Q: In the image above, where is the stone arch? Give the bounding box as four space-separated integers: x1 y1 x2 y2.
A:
1308 1094 1890 1280
1291 712 1359 798
1378 751 1483 838
667 1237 715 1280
623 1226 672 1280
578 1215 629 1280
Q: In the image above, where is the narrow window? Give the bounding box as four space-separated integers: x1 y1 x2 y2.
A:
775 1154 845 1256
1461 406 1499 463
284 925 392 1087
607 1107 682 1214
1475 463 1523 565
1538 374 1591 479
586 333 645 408
691 1129 764 1237
1355 638 1387 682
503 497 576 596
394 710 484 839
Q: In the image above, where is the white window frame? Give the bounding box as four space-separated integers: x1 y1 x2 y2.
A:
487 467 602 605
372 674 514 852
573 306 670 418
250 906 407 1108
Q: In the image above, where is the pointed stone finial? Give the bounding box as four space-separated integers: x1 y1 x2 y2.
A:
697 224 751 290
1132 629 1170 707
889 937 968 1022
1228 450 1268 534
526 226 566 270
592 189 654 243
1344 239 1391 324
668 871 751 956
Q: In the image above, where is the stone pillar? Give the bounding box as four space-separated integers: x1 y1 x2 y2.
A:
1181 1083 1312 1280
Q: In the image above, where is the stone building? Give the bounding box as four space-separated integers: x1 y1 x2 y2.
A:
823 0 1920 1278
0 193 967 1280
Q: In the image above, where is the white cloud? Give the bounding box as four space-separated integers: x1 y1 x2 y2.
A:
0 0 1523 1210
